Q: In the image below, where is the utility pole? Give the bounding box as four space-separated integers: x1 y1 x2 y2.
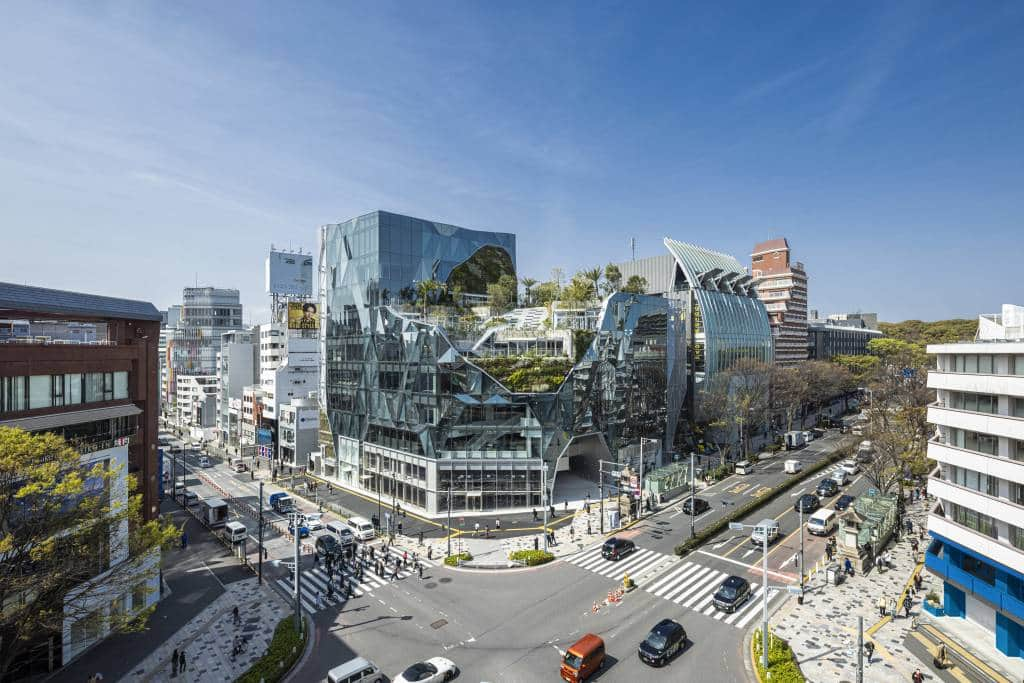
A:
542 466 548 552
638 440 645 521
857 616 864 683
799 505 805 602
599 460 604 534
293 524 301 634
447 482 452 557
689 451 696 539
258 481 264 585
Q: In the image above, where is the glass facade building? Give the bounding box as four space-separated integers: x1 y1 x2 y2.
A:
318 211 687 515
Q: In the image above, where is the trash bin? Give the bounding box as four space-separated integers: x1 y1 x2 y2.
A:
826 563 841 586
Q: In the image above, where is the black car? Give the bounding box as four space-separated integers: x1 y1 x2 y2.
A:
713 575 752 613
794 494 820 514
681 497 710 515
816 478 839 497
602 537 636 561
638 618 687 667
835 494 855 511
314 535 343 559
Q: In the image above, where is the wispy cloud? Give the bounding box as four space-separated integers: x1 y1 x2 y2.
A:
735 59 830 104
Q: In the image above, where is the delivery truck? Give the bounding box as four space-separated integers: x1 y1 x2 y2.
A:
269 492 295 514
785 431 807 451
201 498 228 528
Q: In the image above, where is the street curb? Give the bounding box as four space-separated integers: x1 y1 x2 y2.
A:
284 611 316 683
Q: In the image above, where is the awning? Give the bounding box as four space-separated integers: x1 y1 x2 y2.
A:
0 403 142 432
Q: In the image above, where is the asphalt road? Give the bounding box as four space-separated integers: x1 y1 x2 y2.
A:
161 430 857 682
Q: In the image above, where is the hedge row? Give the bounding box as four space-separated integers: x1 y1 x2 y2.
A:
444 552 473 567
752 628 805 683
674 446 850 557
237 615 306 683
509 549 555 566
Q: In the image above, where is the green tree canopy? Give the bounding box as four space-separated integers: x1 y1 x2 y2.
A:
603 263 622 294
0 428 177 676
622 274 648 295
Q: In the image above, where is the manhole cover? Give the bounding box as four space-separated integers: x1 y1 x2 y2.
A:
424 582 438 589
439 577 452 584
431 619 448 630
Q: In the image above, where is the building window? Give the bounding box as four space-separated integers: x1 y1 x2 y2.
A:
950 502 998 539
1011 525 1024 551
1013 355 1024 376
978 355 994 374
1014 398 1024 419
28 375 50 409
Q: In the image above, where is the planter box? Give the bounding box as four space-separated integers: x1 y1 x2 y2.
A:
922 600 944 617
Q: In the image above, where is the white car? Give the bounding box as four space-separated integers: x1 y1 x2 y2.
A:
394 657 458 683
302 512 325 531
840 459 859 476
198 456 212 468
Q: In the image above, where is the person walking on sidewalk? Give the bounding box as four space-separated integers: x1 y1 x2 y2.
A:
391 564 399 581
864 640 874 664
171 649 179 677
877 596 887 617
904 597 912 619
495 518 501 532
233 605 240 626
474 522 480 536
179 650 187 674
912 668 924 683
417 561 424 579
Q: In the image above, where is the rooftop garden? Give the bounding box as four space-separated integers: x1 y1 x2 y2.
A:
472 354 575 392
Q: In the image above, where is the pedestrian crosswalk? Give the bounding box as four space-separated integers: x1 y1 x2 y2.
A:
276 547 439 614
567 546 677 582
644 561 777 629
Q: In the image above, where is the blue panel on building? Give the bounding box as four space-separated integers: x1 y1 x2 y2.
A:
945 582 966 618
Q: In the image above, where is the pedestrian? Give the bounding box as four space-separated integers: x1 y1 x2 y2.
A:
884 550 892 569
564 499 568 512
171 649 179 677
418 562 424 579
889 596 897 617
179 650 187 673
904 597 912 619
485 524 490 538
864 640 874 663
570 525 575 541
403 550 408 564
875 554 884 572
912 668 924 683
914 573 923 591
474 522 480 536
233 605 240 626
911 538 919 554
532 508 538 521
427 546 433 560
370 546 375 561
181 532 188 550
495 518 501 531
877 595 886 617
250 470 254 481
391 564 399 581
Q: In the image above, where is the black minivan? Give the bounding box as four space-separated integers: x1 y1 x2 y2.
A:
638 619 687 667
601 537 636 561
713 575 752 613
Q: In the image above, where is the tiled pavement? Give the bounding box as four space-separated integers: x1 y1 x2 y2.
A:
770 497 932 682
125 578 289 682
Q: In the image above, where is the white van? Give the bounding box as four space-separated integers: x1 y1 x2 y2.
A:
225 521 248 543
750 518 780 547
346 516 375 541
807 508 837 536
326 520 356 547
830 469 850 487
784 459 803 474
327 656 383 683
735 460 754 475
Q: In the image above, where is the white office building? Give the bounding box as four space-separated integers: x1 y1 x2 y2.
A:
926 304 1024 658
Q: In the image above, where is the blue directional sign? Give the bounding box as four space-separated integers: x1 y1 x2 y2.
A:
902 367 915 378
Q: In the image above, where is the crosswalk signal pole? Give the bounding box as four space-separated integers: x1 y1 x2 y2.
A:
293 527 302 634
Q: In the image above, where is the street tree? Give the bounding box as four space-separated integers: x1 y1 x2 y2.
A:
771 366 809 432
0 427 178 678
603 263 622 294
622 274 648 295
696 359 773 464
561 273 597 306
486 274 518 313
532 281 561 306
519 277 537 306
832 354 881 385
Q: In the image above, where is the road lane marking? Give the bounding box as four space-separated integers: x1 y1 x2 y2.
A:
790 488 806 497
695 550 796 581
648 562 697 594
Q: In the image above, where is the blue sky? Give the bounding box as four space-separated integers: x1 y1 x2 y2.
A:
1 1 1022 323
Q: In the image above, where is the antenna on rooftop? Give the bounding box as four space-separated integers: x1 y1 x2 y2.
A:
631 237 636 261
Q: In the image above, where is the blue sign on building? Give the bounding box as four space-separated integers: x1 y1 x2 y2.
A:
257 428 273 445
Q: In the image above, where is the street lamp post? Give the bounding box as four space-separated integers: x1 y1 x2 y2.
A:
542 466 548 552
447 482 452 557
799 505 805 602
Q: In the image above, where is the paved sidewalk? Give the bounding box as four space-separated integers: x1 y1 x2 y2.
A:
124 577 288 682
770 495 933 682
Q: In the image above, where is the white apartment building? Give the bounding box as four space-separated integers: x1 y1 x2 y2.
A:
926 304 1024 658
174 375 218 441
216 329 257 451
254 323 319 449
278 396 319 468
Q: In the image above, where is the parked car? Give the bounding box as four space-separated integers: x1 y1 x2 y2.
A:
713 575 752 613
638 618 687 667
601 537 636 561
303 512 325 531
816 478 839 497
681 497 710 515
834 494 856 512
794 494 821 514
394 657 458 683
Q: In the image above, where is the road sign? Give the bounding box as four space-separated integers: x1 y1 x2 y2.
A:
728 522 745 531
902 367 915 378
788 586 803 595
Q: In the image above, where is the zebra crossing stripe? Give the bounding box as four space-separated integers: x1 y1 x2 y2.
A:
593 550 653 577
648 562 695 594
712 587 759 620
613 552 669 580
676 571 726 607
695 592 718 615
383 548 438 568
276 578 317 614
734 593 770 629
652 564 704 597
724 587 763 625
572 549 608 570
662 567 715 602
